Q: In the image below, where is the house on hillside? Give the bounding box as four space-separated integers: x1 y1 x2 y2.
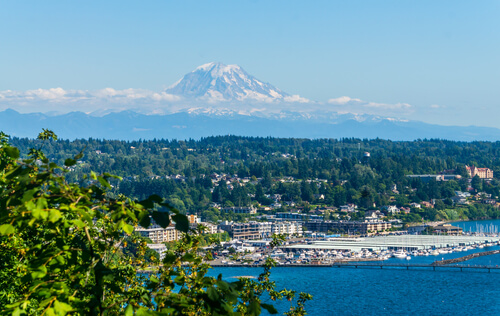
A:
381 205 398 214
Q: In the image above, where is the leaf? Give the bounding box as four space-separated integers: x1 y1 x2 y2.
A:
139 212 151 228
139 194 163 209
0 224 15 235
31 265 47 279
37 129 57 141
162 252 177 264
216 280 229 291
98 176 111 189
124 305 134 316
172 213 189 233
248 300 261 316
151 211 170 228
44 308 56 316
139 199 154 209
4 146 20 159
74 151 84 160
150 275 159 285
123 223 134 234
117 220 134 234
261 303 278 314
73 219 85 228
21 189 37 203
5 165 23 179
64 158 77 167
174 275 185 285
12 307 25 316
207 286 219 301
48 209 62 223
181 253 195 262
148 194 163 204
53 300 73 313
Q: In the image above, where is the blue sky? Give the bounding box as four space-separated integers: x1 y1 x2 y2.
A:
0 1 499 126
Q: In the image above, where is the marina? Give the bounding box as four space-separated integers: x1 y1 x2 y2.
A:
282 234 500 253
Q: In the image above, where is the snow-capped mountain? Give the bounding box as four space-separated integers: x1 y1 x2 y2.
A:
165 62 301 103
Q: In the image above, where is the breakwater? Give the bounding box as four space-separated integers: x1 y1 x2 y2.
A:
432 249 500 265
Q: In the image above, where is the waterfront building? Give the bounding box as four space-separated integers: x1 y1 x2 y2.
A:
407 224 429 234
219 221 303 239
305 220 391 235
432 223 463 235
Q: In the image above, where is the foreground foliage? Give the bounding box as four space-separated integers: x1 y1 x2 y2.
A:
0 131 311 315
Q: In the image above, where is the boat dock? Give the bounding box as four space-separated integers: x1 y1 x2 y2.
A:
282 234 500 252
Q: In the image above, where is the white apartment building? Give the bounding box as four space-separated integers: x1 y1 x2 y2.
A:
219 221 301 240
147 243 167 260
190 221 220 234
271 221 303 236
135 224 180 243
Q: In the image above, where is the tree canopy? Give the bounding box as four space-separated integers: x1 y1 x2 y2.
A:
0 131 311 315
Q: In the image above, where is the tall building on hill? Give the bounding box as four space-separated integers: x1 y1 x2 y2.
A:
466 165 493 179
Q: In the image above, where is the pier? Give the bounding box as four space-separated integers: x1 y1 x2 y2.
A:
331 262 500 272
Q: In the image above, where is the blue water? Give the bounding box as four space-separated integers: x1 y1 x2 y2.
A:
452 219 500 234
211 220 500 315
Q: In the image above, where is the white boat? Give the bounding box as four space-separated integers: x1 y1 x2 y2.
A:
405 256 411 260
393 251 407 259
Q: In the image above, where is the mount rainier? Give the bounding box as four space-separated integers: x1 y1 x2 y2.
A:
165 62 305 103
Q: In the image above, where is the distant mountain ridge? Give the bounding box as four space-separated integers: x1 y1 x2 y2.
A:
2 109 500 142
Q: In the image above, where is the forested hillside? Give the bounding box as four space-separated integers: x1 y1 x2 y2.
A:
10 136 500 222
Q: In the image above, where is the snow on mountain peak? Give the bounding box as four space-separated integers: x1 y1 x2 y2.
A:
166 62 300 103
195 62 241 74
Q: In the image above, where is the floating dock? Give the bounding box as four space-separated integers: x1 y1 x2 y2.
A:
282 235 500 252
